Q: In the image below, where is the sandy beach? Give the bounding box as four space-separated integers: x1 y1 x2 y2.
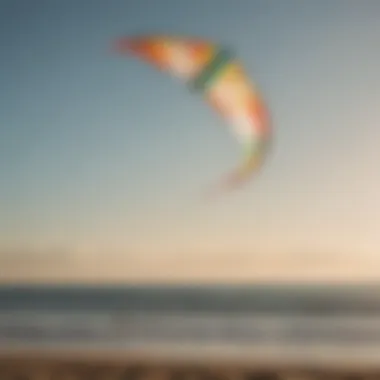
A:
1 349 380 380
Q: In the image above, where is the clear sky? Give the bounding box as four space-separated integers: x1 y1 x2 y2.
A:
1 0 380 281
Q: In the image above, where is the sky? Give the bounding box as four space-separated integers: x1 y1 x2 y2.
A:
1 0 380 282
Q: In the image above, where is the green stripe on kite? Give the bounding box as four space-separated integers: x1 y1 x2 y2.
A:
190 48 233 92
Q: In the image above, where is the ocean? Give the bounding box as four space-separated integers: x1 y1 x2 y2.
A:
1 284 380 364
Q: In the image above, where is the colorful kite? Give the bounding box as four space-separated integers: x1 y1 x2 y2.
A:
114 34 271 196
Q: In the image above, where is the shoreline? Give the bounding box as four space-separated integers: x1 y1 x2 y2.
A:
1 350 380 379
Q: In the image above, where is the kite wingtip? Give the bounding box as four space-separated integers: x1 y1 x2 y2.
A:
112 37 137 54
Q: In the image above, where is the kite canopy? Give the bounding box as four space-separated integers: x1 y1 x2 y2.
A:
114 34 271 195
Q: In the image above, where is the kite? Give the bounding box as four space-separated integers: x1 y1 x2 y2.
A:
114 34 271 196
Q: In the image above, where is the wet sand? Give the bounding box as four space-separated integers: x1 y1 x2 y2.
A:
1 351 380 380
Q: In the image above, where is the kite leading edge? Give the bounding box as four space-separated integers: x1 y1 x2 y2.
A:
114 34 271 196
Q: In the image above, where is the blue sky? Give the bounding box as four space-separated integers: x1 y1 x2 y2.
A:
1 0 380 280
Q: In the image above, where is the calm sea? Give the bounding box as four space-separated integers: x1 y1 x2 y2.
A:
1 284 380 363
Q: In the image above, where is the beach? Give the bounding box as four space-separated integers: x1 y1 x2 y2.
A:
1 350 380 380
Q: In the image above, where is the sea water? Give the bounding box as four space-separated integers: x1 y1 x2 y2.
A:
1 284 380 364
